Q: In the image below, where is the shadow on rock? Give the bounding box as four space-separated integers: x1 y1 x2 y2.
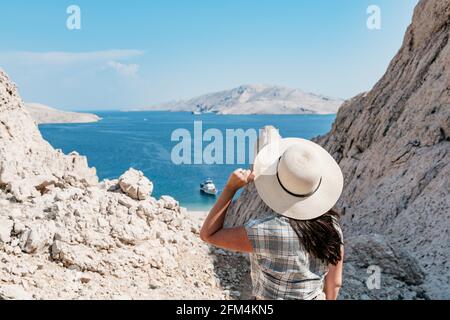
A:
208 246 253 300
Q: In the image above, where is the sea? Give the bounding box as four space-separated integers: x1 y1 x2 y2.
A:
39 111 335 211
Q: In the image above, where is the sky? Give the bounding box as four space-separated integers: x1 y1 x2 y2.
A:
0 0 418 111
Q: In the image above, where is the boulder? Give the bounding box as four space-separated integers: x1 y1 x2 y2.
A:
0 284 33 300
19 221 56 254
118 168 153 200
51 241 104 274
0 217 13 244
159 195 179 210
6 180 40 202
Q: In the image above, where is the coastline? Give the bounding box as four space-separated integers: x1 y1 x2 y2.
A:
186 210 208 223
26 103 101 124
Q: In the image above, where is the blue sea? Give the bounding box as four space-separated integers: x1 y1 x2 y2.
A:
39 112 335 210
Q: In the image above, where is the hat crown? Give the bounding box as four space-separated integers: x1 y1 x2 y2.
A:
278 145 322 196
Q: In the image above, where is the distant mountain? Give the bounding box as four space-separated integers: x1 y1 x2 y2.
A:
25 103 101 124
140 84 343 115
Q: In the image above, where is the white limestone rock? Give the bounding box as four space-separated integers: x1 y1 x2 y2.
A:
159 195 179 211
0 65 251 299
0 284 33 300
118 168 153 200
316 0 450 299
0 217 13 244
19 221 56 254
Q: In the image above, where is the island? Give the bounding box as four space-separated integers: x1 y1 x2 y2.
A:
25 103 101 124
135 84 344 115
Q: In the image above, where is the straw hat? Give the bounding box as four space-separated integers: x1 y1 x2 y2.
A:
253 138 343 220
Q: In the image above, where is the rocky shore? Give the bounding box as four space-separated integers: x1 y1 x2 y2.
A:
0 70 249 299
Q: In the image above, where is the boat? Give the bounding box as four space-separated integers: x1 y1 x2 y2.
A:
192 111 202 115
200 178 218 195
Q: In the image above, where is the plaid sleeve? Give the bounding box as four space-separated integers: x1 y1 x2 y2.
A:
244 216 287 256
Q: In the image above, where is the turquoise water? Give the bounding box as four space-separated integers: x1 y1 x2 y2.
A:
39 112 335 210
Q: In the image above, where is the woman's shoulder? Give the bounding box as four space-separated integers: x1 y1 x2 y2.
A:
244 213 298 256
244 213 296 244
245 212 288 229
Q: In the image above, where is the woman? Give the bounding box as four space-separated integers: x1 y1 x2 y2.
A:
200 138 344 300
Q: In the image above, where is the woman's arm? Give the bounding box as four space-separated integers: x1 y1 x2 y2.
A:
324 245 344 300
200 169 254 253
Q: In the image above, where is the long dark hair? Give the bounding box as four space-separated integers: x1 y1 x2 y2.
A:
289 209 343 266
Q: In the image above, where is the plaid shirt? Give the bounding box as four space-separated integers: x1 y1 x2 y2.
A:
244 213 343 300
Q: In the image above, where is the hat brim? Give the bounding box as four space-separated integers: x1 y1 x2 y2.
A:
253 138 343 220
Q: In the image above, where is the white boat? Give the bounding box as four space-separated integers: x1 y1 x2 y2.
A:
200 178 218 195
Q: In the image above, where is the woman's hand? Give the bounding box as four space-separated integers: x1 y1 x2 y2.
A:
225 169 255 193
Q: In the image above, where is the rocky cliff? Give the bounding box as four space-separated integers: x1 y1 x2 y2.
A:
0 69 246 299
0 72 98 200
317 0 450 299
224 0 449 300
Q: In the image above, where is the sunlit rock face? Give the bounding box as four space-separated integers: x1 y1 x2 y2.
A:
317 0 450 299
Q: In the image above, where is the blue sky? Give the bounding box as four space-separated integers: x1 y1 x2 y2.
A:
0 0 418 110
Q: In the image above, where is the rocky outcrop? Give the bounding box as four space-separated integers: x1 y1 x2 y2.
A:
0 69 244 300
317 0 450 299
118 168 153 201
0 71 98 201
